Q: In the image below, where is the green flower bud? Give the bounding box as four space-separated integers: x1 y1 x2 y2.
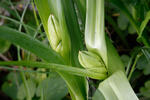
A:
78 51 107 74
48 15 62 53
48 15 71 63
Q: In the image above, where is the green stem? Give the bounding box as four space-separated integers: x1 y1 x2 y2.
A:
128 54 141 80
0 15 43 35
0 61 107 80
31 0 40 29
31 0 44 40
126 57 133 76
17 1 31 100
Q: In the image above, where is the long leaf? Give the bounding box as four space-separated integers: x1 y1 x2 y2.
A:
73 0 86 26
106 37 125 74
0 26 64 64
138 11 150 38
93 71 139 100
0 25 87 100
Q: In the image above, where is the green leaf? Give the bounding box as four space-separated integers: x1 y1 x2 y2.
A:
106 37 125 74
0 39 11 53
117 13 129 30
1 72 22 100
93 71 139 100
62 0 85 66
140 80 150 98
36 74 68 100
2 82 18 100
120 55 130 67
136 55 150 75
73 0 86 26
17 79 36 100
128 24 136 34
138 11 150 38
0 26 64 64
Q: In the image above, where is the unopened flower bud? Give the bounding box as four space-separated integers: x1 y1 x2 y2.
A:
78 51 107 74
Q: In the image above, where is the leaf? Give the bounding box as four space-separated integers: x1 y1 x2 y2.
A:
17 79 36 100
117 13 129 30
0 39 11 53
106 37 125 74
136 55 150 75
61 0 85 66
73 0 86 26
2 82 18 100
140 80 150 98
92 89 105 100
120 55 130 67
36 74 68 100
128 24 136 34
1 72 22 100
0 26 64 64
93 71 139 100
138 11 150 38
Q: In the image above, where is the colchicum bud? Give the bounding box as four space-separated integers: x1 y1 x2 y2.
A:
78 51 107 74
48 15 62 53
48 15 71 63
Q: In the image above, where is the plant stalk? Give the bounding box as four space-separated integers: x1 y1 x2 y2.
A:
17 0 31 100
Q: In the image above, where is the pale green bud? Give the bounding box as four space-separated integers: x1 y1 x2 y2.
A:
48 15 62 53
48 15 71 63
78 51 107 74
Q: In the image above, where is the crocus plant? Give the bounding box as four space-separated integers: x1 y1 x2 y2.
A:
0 0 140 100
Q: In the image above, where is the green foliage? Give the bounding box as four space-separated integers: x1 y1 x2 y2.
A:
0 39 10 53
1 0 150 99
36 74 68 100
140 80 150 98
17 79 36 100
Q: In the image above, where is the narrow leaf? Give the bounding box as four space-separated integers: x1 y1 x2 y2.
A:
138 11 150 38
0 26 64 64
93 71 139 100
